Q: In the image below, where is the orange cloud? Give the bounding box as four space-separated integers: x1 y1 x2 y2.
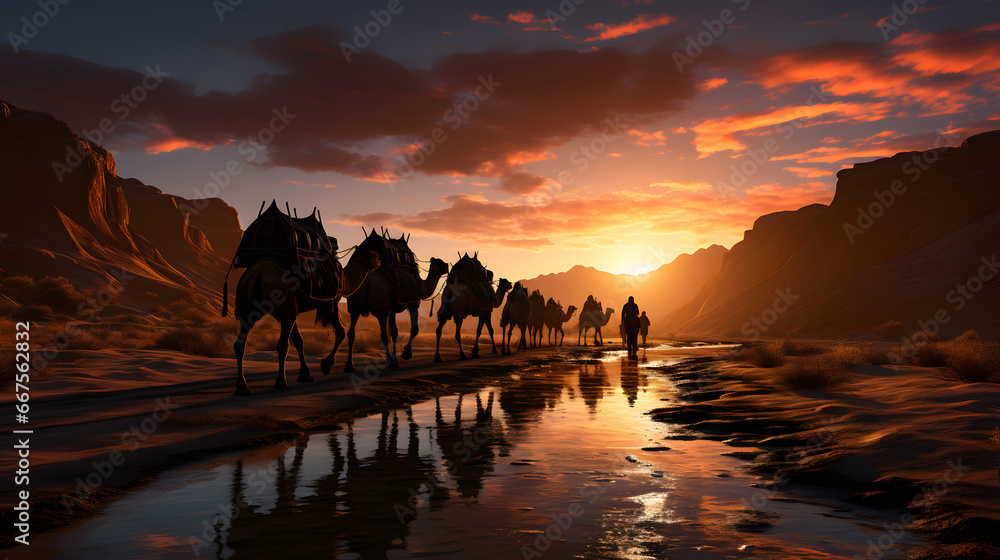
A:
782 166 831 178
335 180 832 252
584 13 674 42
700 77 728 91
690 101 893 157
508 11 534 24
470 13 498 24
143 137 213 154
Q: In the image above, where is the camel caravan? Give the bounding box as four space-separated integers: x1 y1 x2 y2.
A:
221 201 633 395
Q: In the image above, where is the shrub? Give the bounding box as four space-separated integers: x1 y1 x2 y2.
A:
910 342 949 367
741 342 785 368
0 275 91 315
873 320 907 340
154 325 232 357
778 350 854 391
855 343 892 365
780 339 828 357
945 340 1000 383
954 329 981 343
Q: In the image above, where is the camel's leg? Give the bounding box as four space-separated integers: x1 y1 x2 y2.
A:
274 320 293 390
386 314 400 368
434 319 445 363
582 327 588 347
454 317 468 360
321 309 345 376
596 327 603 346
486 319 497 354
234 315 255 396
517 324 527 351
471 316 484 358
376 314 396 368
402 307 418 360
344 313 359 373
290 324 312 382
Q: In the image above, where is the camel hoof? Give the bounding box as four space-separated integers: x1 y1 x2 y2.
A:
274 382 291 391
471 349 479 358
389 362 400 369
434 355 443 363
492 348 498 354
298 374 314 382
234 387 252 397
344 364 356 373
321 359 334 376
459 354 468 361
402 348 412 360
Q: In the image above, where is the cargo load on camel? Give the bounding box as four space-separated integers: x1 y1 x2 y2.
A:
224 201 343 312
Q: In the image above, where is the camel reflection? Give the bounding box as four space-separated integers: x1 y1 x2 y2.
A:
498 368 571 427
213 409 444 558
434 392 510 500
577 361 609 412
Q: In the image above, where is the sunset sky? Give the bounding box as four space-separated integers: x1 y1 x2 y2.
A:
4 0 999 279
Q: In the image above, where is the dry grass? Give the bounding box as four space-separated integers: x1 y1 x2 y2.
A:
66 324 158 351
777 345 857 391
0 275 91 315
944 339 1000 383
154 321 234 358
740 341 786 367
780 339 828 356
885 330 1000 384
873 319 907 340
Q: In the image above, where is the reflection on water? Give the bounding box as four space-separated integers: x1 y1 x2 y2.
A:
21 348 919 560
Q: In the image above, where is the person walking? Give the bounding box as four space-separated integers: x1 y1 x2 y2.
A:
639 311 650 346
622 296 640 360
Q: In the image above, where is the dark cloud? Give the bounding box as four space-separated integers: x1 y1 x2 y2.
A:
1 24 700 191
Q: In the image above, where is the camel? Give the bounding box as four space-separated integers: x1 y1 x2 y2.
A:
527 290 546 347
343 231 448 372
434 253 512 361
577 301 615 346
500 282 530 354
227 246 380 396
543 299 577 346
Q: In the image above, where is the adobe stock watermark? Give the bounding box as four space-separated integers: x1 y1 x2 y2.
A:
7 0 71 53
543 0 587 30
393 74 501 180
673 0 751 72
31 269 136 374
888 255 999 364
60 397 180 512
877 0 929 41
716 85 830 198
740 416 839 510
178 106 295 217
188 459 284 556
51 65 170 182
843 128 961 244
740 287 799 339
520 481 609 559
340 0 413 63
853 458 970 560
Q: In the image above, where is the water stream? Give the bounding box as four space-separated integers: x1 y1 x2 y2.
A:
20 346 919 559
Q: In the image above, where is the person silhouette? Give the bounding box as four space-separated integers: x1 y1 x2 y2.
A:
622 296 640 359
639 311 650 346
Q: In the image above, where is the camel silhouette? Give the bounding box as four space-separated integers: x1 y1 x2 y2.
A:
578 300 615 346
434 253 512 361
500 282 530 354
228 248 379 396
343 230 448 372
543 298 577 345
527 289 546 348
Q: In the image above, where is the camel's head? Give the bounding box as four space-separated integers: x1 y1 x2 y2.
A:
497 278 512 292
606 307 615 316
567 305 577 314
428 257 449 277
